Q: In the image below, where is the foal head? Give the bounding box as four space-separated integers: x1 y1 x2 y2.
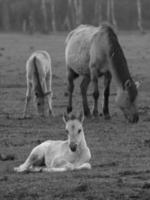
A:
34 91 51 117
116 80 139 123
63 112 85 152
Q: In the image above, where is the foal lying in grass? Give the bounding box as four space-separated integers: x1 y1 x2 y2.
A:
14 113 91 172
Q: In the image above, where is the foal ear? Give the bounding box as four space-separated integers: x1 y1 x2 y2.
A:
63 113 69 123
124 79 131 90
78 111 84 123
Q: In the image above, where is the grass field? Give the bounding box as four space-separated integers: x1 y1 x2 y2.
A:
0 31 150 200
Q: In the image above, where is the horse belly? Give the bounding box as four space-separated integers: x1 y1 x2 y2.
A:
66 47 90 75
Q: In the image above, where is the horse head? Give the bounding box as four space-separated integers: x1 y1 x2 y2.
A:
116 79 139 123
63 112 84 152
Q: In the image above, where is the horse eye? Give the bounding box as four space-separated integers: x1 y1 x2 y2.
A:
37 102 41 106
35 92 39 97
78 129 81 134
65 129 69 134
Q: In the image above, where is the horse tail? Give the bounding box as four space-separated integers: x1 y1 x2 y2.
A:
33 56 44 97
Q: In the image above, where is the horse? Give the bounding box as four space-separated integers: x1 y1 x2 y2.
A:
14 112 91 172
23 50 53 118
65 24 139 123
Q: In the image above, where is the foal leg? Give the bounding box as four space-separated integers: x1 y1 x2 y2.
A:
45 75 53 116
76 163 91 170
102 71 112 119
66 68 78 113
23 81 32 118
80 75 91 117
14 146 44 173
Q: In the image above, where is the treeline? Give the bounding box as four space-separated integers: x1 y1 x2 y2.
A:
0 0 150 33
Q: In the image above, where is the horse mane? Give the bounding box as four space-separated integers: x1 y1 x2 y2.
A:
98 24 138 102
33 57 44 97
101 24 132 87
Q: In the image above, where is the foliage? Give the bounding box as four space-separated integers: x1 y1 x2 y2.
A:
0 0 150 32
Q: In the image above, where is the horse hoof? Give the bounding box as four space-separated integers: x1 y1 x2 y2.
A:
99 113 111 120
104 114 111 120
67 106 72 113
84 112 91 118
64 91 69 97
92 110 99 117
22 115 32 120
49 110 54 117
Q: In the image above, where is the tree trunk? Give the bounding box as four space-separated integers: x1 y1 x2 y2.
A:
137 0 144 33
2 0 10 31
74 0 83 26
41 0 48 33
107 0 111 23
110 0 117 29
107 0 117 29
50 0 56 32
95 0 102 25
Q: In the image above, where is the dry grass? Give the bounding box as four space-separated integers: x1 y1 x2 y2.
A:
0 32 150 200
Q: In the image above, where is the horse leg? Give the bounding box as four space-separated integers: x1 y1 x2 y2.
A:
90 69 99 116
66 68 78 113
102 71 112 119
23 82 32 118
80 75 91 116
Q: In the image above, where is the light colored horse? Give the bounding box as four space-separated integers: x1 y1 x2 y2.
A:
23 50 53 118
65 24 139 123
14 112 91 172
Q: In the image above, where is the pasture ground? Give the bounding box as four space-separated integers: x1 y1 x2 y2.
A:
0 32 150 200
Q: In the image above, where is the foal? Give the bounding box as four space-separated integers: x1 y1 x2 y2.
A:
65 24 139 123
23 50 53 118
14 113 91 172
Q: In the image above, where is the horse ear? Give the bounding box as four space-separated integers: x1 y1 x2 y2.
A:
78 111 84 123
135 81 141 89
63 113 69 123
124 79 131 90
44 91 52 97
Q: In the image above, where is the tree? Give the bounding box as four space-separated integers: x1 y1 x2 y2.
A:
137 0 144 33
41 0 48 33
1 0 10 31
95 0 102 25
50 0 56 32
107 0 117 29
73 0 83 26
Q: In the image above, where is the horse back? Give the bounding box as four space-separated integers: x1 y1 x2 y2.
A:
65 25 99 75
26 51 51 82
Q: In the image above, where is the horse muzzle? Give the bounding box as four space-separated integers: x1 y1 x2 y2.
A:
69 142 77 152
126 113 139 123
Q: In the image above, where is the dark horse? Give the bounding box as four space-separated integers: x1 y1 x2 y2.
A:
65 24 139 123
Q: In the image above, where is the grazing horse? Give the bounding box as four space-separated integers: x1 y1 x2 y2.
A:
14 112 91 172
65 24 139 123
23 50 53 118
